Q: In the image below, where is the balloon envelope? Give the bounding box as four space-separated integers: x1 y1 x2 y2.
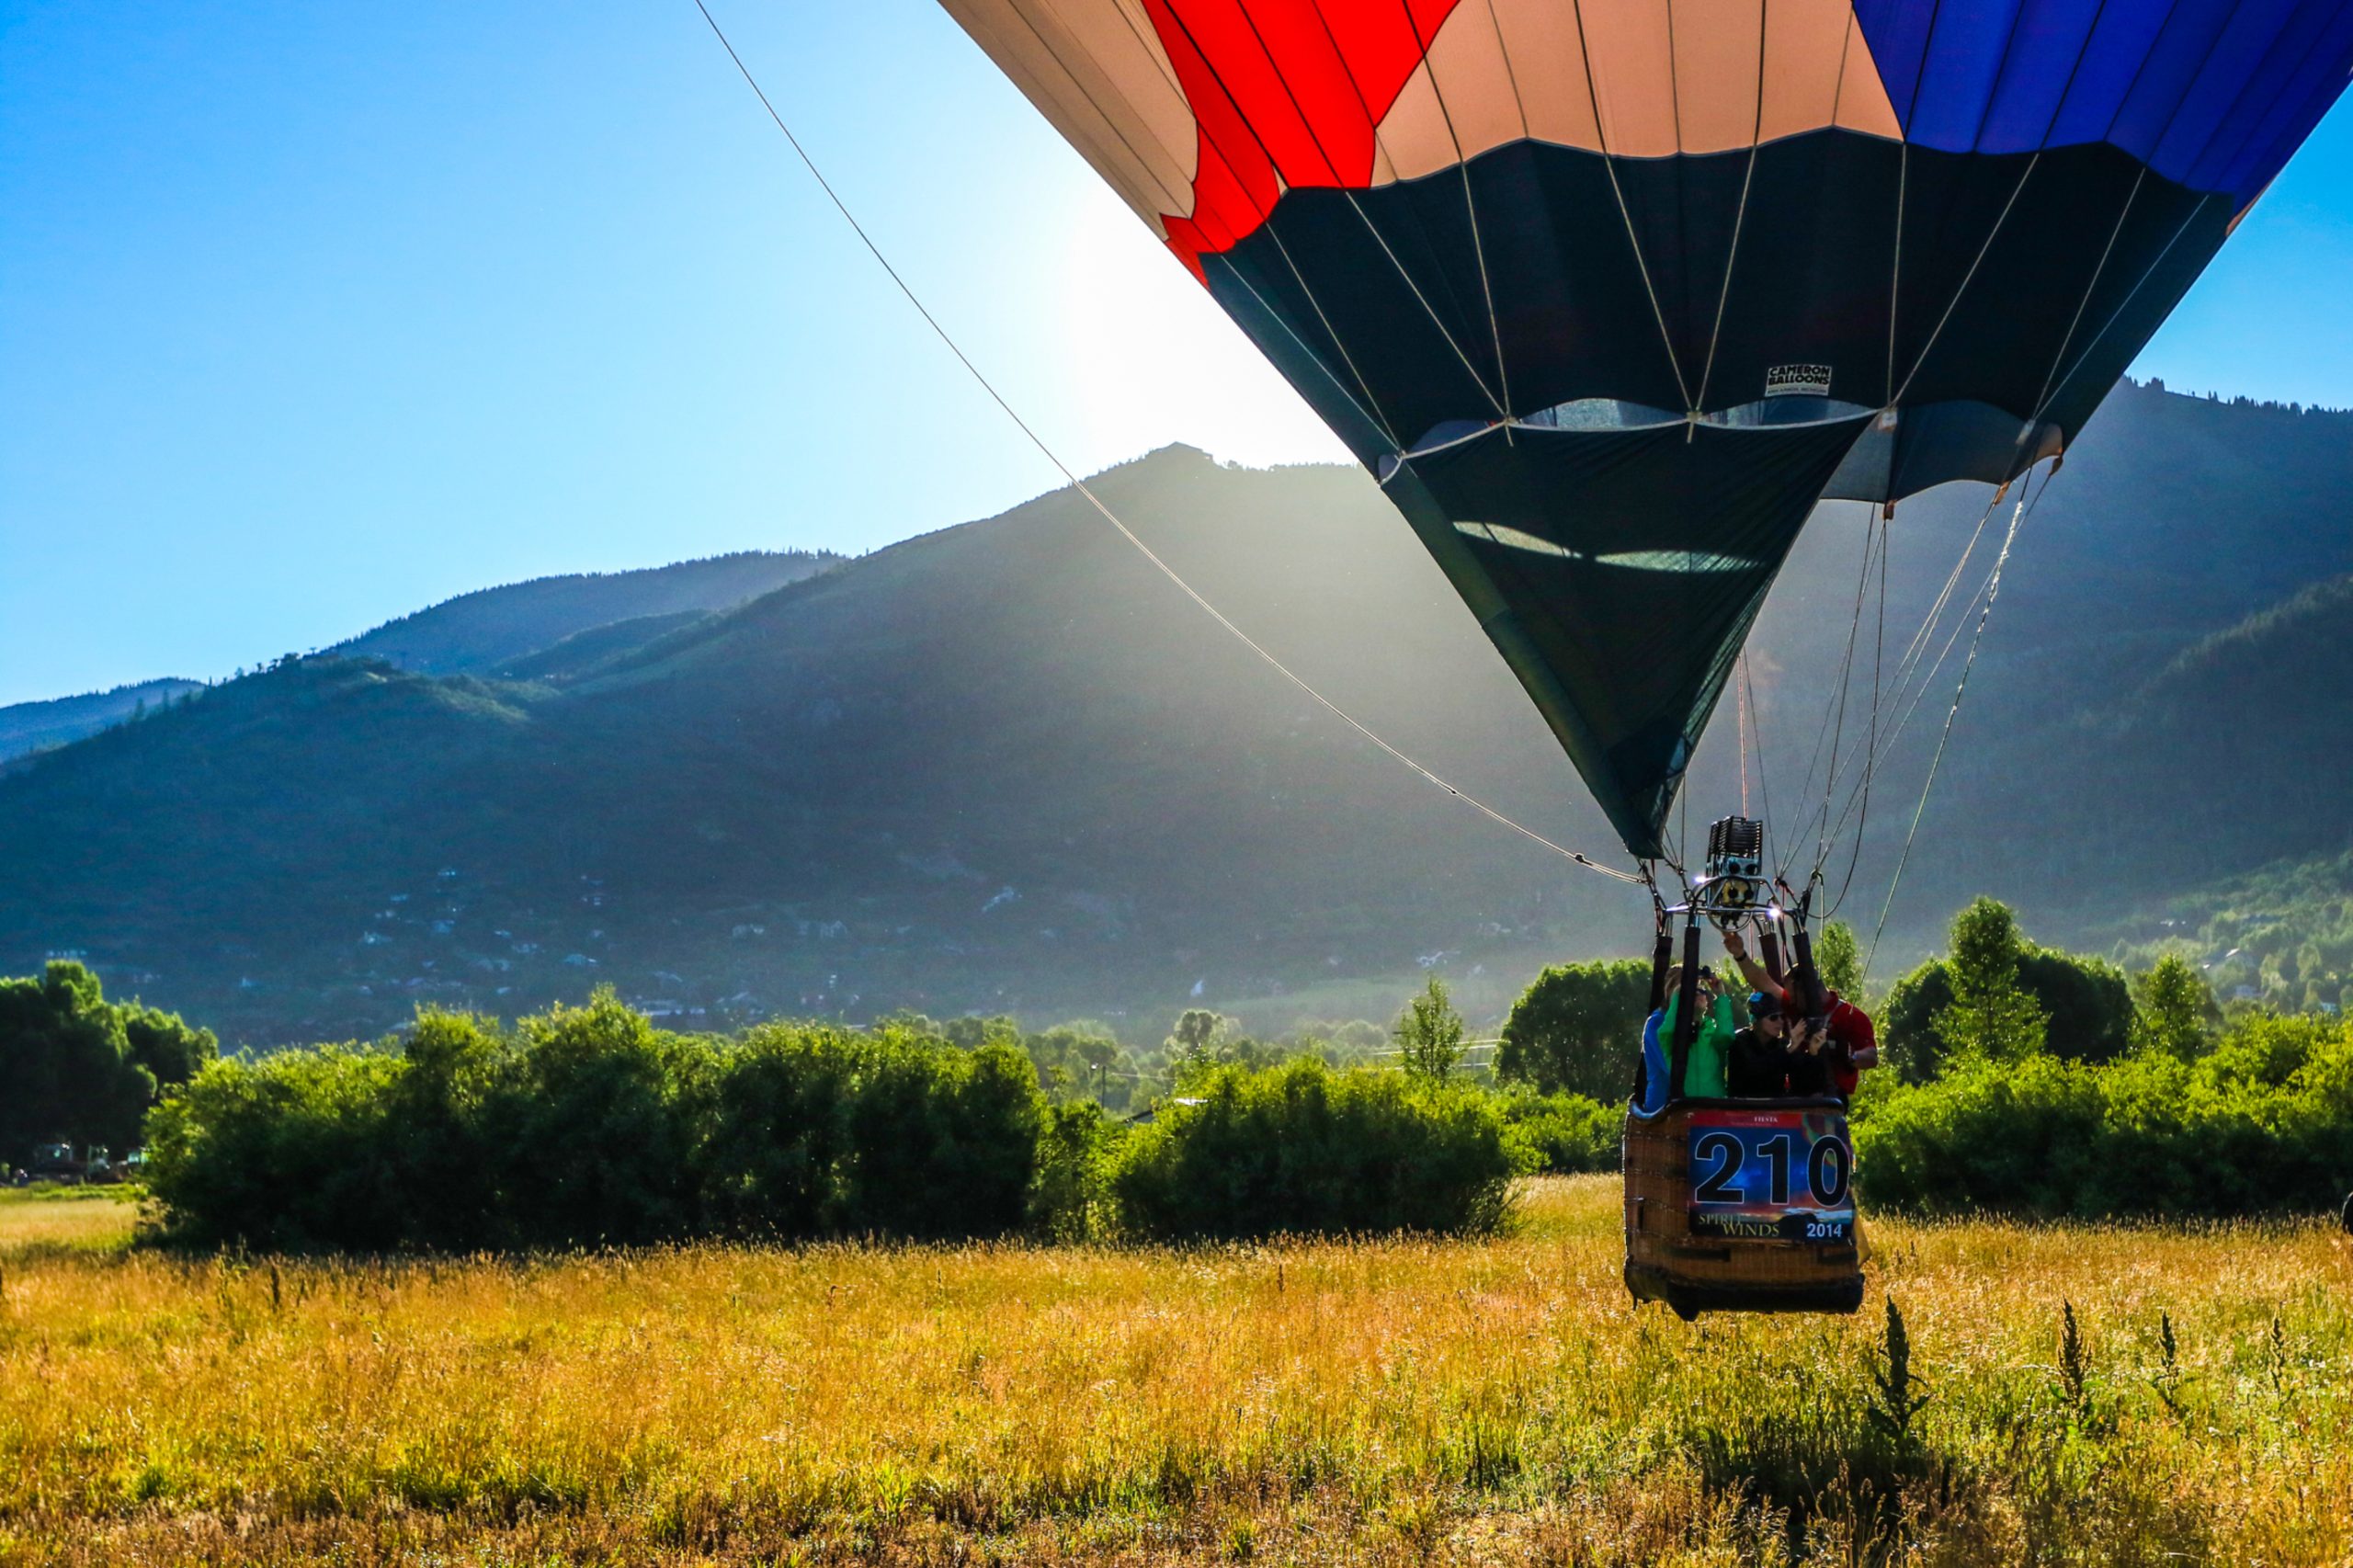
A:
940 0 2353 857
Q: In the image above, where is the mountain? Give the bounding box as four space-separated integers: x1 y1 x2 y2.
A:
496 611 715 684
0 679 206 765
330 551 841 676
2104 574 2353 860
0 553 844 767
0 451 1614 1042
1889 565 2353 932
3 381 2349 1043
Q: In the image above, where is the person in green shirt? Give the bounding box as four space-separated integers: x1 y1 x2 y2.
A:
1657 968 1736 1099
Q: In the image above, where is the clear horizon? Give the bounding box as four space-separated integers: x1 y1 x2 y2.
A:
6 0 2353 709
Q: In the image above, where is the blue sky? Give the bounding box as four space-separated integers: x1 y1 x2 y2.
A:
6 0 2352 709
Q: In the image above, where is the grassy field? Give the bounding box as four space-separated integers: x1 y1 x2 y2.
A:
1 1178 2347 1566
0 1186 142 1258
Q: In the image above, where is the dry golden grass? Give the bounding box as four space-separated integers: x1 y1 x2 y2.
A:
2 1178 2347 1565
0 1188 142 1259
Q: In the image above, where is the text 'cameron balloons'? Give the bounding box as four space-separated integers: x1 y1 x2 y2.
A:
940 0 2353 858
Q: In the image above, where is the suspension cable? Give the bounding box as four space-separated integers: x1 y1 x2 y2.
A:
1741 650 1774 867
1821 502 2002 848
1865 461 2055 974
686 0 1640 887
1737 654 1750 817
1812 515 1882 880
1824 504 1890 918
1779 506 1877 884
1806 478 2005 882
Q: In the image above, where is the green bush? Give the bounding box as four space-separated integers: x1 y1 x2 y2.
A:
1029 1098 1130 1242
490 995 710 1247
1495 958 1652 1099
146 1000 1533 1249
1111 1059 1523 1239
144 994 1047 1251
144 1045 411 1251
813 1028 1041 1241
1854 1013 2353 1218
1497 1090 1620 1174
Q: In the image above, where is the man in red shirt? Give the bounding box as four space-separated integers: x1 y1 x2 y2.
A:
1791 991 1877 1099
1722 926 1878 1100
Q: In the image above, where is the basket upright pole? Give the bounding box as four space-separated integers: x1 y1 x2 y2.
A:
1669 911 1702 1101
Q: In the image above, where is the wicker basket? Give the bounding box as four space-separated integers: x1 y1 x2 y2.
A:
1622 1096 1865 1318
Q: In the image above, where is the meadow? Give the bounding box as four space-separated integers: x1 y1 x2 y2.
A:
0 1187 140 1256
2 1179 2347 1566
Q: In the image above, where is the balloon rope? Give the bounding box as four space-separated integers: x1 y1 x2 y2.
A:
1778 506 1875 885
1693 9 1771 414
1824 500 1890 918
2036 193 2215 425
1811 513 1886 884
685 0 1642 888
2029 168 2145 420
1865 462 2054 976
1144 0 1514 419
1891 154 2040 406
1741 651 1773 866
1385 0 1514 414
1817 485 2004 854
1251 229 1404 450
1737 656 1750 817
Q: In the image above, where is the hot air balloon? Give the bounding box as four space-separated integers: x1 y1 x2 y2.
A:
939 0 2350 855
937 0 2353 1312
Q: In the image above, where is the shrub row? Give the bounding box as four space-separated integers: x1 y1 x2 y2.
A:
1496 1090 1621 1175
142 995 1524 1251
1853 1013 2353 1217
144 998 1044 1250
1114 1060 1524 1239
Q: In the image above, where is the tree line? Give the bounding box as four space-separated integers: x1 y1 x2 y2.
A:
6 890 2347 1247
0 962 214 1172
135 993 1526 1250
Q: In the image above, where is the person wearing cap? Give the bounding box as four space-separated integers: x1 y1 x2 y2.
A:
1727 990 1793 1096
1721 925 1878 1100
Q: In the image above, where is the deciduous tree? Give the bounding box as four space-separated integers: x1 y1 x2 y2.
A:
1495 959 1650 1099
1935 898 2050 1064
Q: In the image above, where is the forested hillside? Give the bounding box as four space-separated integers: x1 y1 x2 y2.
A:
0 678 204 765
0 552 843 767
327 550 840 675
2 380 2347 1041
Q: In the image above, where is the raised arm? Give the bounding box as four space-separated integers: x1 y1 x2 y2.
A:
1721 925 1782 1004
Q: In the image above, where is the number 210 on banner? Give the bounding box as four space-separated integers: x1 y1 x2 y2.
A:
1685 1108 1853 1242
